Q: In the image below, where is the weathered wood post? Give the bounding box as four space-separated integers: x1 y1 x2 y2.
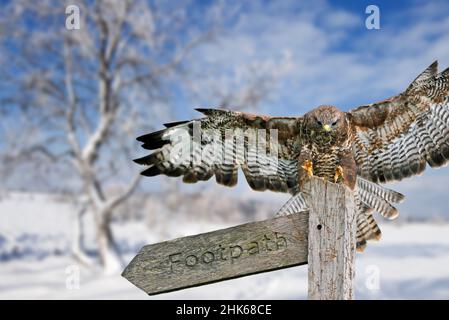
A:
304 176 356 300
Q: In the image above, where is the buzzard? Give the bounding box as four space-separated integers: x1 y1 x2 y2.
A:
134 61 449 251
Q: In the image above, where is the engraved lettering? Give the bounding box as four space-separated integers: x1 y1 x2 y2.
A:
168 252 182 272
165 232 290 272
201 251 215 264
185 255 198 267
275 232 287 249
230 245 243 262
263 234 276 251
248 241 259 255
218 244 228 261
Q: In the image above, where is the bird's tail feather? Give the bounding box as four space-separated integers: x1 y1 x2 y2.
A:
355 177 404 252
357 176 404 220
274 176 405 253
354 194 381 252
275 192 308 216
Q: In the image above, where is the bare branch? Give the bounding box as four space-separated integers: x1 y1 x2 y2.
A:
63 40 82 160
105 173 142 215
0 0 251 271
81 111 113 165
120 29 216 88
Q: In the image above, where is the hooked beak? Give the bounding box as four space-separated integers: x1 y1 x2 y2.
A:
323 124 332 132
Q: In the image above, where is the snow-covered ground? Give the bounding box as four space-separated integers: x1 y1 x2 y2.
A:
1 192 449 299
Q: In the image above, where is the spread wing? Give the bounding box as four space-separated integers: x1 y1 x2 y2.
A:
348 61 449 183
134 108 302 194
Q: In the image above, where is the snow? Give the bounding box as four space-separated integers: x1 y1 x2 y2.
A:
1 192 449 299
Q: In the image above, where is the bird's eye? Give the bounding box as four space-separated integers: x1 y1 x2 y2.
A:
316 119 322 126
332 119 339 126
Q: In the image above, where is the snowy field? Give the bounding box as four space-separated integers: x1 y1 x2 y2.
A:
1 192 449 299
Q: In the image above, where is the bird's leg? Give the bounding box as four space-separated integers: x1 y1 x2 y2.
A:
334 165 344 183
301 160 314 177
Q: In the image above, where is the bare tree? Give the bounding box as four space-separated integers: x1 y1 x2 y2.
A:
0 0 289 273
0 0 224 273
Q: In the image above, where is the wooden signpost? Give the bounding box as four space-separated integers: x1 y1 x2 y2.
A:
122 177 356 299
304 177 356 300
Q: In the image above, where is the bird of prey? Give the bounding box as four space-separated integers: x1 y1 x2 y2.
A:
134 61 449 252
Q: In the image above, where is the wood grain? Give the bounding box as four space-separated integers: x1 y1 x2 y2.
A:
305 176 356 300
122 212 309 295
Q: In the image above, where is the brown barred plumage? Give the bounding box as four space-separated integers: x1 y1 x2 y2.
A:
135 61 449 252
350 61 449 183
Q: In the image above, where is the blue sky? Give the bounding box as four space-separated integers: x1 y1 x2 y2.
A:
181 0 449 117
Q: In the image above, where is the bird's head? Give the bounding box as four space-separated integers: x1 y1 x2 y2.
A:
307 105 345 132
304 105 347 143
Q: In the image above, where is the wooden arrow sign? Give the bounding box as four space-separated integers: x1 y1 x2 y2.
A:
122 211 309 295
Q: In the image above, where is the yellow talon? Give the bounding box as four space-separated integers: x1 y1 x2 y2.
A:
301 160 314 177
334 165 344 183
